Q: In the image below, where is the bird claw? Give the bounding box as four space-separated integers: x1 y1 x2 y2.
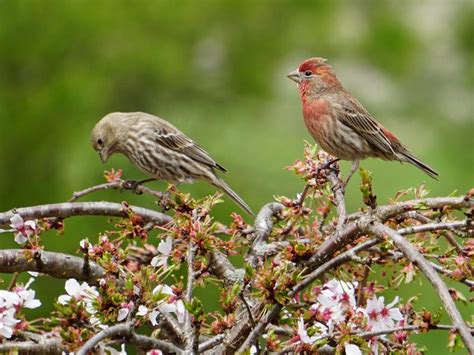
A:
331 181 346 194
121 180 145 195
320 158 340 174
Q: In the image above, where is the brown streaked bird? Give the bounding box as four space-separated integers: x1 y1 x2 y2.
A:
91 112 254 216
287 57 438 186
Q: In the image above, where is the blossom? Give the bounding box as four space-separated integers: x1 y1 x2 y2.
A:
137 305 148 316
9 214 38 244
0 306 19 338
364 295 403 331
14 278 41 309
57 279 98 311
345 343 362 355
117 301 133 321
151 236 173 268
311 279 358 329
146 350 163 355
296 317 327 344
149 285 186 325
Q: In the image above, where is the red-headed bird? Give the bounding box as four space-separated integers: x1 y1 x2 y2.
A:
287 57 438 186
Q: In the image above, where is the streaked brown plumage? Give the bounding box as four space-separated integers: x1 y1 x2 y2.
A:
91 112 254 216
287 57 438 185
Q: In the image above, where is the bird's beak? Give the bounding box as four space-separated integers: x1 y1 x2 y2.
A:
287 69 301 84
99 150 108 163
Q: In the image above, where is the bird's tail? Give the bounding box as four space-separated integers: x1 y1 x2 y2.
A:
401 153 439 180
210 176 255 216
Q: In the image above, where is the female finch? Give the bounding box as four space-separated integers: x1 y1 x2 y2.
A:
91 112 254 216
287 57 438 186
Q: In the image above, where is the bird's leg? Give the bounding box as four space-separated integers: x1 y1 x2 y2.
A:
122 178 157 195
331 160 359 193
344 160 360 186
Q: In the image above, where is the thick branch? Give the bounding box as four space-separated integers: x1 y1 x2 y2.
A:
0 202 171 227
364 222 474 353
247 202 284 268
0 249 105 285
0 336 62 354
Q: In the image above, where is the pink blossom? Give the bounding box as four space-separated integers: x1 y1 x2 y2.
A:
13 278 41 309
146 350 163 355
364 295 403 331
9 214 38 244
311 279 358 330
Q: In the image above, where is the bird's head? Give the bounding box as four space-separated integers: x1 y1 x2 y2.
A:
287 57 340 96
91 112 125 163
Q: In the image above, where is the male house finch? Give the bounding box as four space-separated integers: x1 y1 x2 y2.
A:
91 112 254 216
287 57 438 186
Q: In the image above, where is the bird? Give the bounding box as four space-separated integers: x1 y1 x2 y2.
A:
91 112 254 216
287 57 438 186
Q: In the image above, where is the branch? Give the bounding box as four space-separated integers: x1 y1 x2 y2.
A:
363 222 474 353
0 249 105 285
184 240 198 353
198 334 225 352
0 336 62 354
376 196 474 221
327 170 346 231
397 220 469 236
0 202 172 227
246 202 284 268
69 180 167 202
77 322 183 355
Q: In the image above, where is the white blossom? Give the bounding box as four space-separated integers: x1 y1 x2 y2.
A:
364 295 403 331
296 317 327 344
0 306 19 338
311 279 358 330
14 278 41 309
57 279 98 312
345 343 362 355
137 305 148 316
9 214 37 244
149 284 186 325
151 236 173 268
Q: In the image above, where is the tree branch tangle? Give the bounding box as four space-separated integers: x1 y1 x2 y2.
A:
0 156 472 354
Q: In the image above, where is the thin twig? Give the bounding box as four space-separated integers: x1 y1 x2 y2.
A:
77 322 182 355
198 334 226 352
363 222 474 353
185 240 198 353
69 180 166 202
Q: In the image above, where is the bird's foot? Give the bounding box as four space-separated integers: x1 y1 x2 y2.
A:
320 158 340 174
121 178 156 195
331 180 346 194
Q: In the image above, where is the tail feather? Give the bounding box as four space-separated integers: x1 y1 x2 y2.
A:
401 153 439 180
211 177 255 216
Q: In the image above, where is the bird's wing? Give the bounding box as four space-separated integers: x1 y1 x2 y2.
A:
154 126 227 172
337 98 397 156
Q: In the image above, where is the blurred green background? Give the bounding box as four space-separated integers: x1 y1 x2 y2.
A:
1 1 473 353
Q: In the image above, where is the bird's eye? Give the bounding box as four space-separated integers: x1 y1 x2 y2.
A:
304 70 312 77
97 138 103 146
